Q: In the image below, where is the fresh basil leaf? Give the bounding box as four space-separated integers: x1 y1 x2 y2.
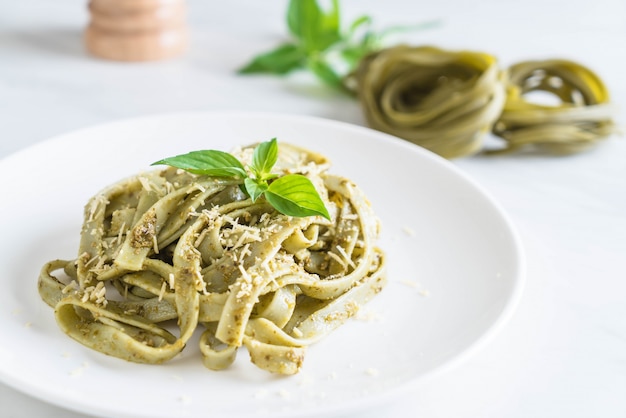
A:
287 0 341 53
340 45 369 67
308 57 343 88
347 14 372 35
240 1 439 93
153 140 330 220
316 0 341 50
152 150 246 178
244 177 267 202
343 15 376 66
265 174 330 219
377 20 441 40
252 138 278 179
286 0 307 40
238 43 306 75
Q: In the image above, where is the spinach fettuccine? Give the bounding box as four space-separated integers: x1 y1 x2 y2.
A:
38 142 386 375
490 59 617 154
352 45 506 159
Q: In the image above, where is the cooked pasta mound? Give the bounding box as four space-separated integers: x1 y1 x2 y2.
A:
38 143 386 374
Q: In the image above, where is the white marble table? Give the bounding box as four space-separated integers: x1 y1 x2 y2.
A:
1 0 625 417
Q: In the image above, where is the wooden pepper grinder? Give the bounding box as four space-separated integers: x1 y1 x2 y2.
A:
85 0 188 61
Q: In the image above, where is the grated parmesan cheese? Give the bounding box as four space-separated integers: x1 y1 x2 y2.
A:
192 183 206 193
354 309 382 322
62 281 78 294
402 226 416 236
83 253 99 268
69 362 89 378
365 367 379 376
81 281 108 307
158 281 167 301
235 264 255 300
326 251 347 269
399 279 420 288
254 389 269 399
335 245 356 269
277 389 291 399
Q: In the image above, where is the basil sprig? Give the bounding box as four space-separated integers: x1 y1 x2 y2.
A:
238 0 437 91
152 138 330 220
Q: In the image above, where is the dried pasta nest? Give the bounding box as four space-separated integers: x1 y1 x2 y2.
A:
350 45 618 159
490 59 618 154
352 45 506 158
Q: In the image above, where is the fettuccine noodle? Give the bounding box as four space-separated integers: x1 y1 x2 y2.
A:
352 45 506 158
38 143 386 375
491 59 618 154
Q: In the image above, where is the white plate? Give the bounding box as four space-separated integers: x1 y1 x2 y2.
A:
0 112 524 418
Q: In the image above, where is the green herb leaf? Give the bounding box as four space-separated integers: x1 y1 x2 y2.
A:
244 177 267 202
265 174 330 219
377 20 441 40
347 15 372 35
152 150 246 178
240 0 437 92
308 57 344 89
340 45 370 67
286 0 311 40
314 0 342 51
154 140 329 219
287 0 341 53
251 138 278 179
238 43 306 75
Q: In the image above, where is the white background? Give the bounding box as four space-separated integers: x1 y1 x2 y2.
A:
1 0 625 417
